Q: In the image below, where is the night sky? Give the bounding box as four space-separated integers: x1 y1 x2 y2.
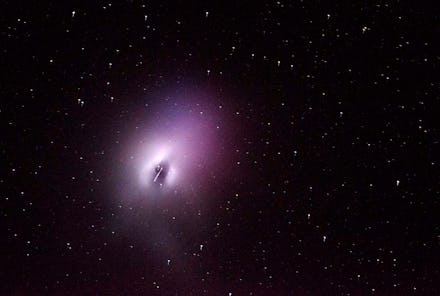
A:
1 1 439 295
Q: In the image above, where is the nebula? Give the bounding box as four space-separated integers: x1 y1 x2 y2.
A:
118 96 227 206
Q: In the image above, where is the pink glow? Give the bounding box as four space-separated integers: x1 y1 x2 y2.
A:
119 97 226 204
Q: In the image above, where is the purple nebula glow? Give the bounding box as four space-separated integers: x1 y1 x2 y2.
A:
118 96 228 206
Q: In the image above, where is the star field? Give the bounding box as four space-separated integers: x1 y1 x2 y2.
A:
1 1 439 295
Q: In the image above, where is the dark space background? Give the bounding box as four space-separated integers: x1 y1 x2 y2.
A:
1 0 439 295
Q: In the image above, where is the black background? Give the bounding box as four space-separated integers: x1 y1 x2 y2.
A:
1 0 439 295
